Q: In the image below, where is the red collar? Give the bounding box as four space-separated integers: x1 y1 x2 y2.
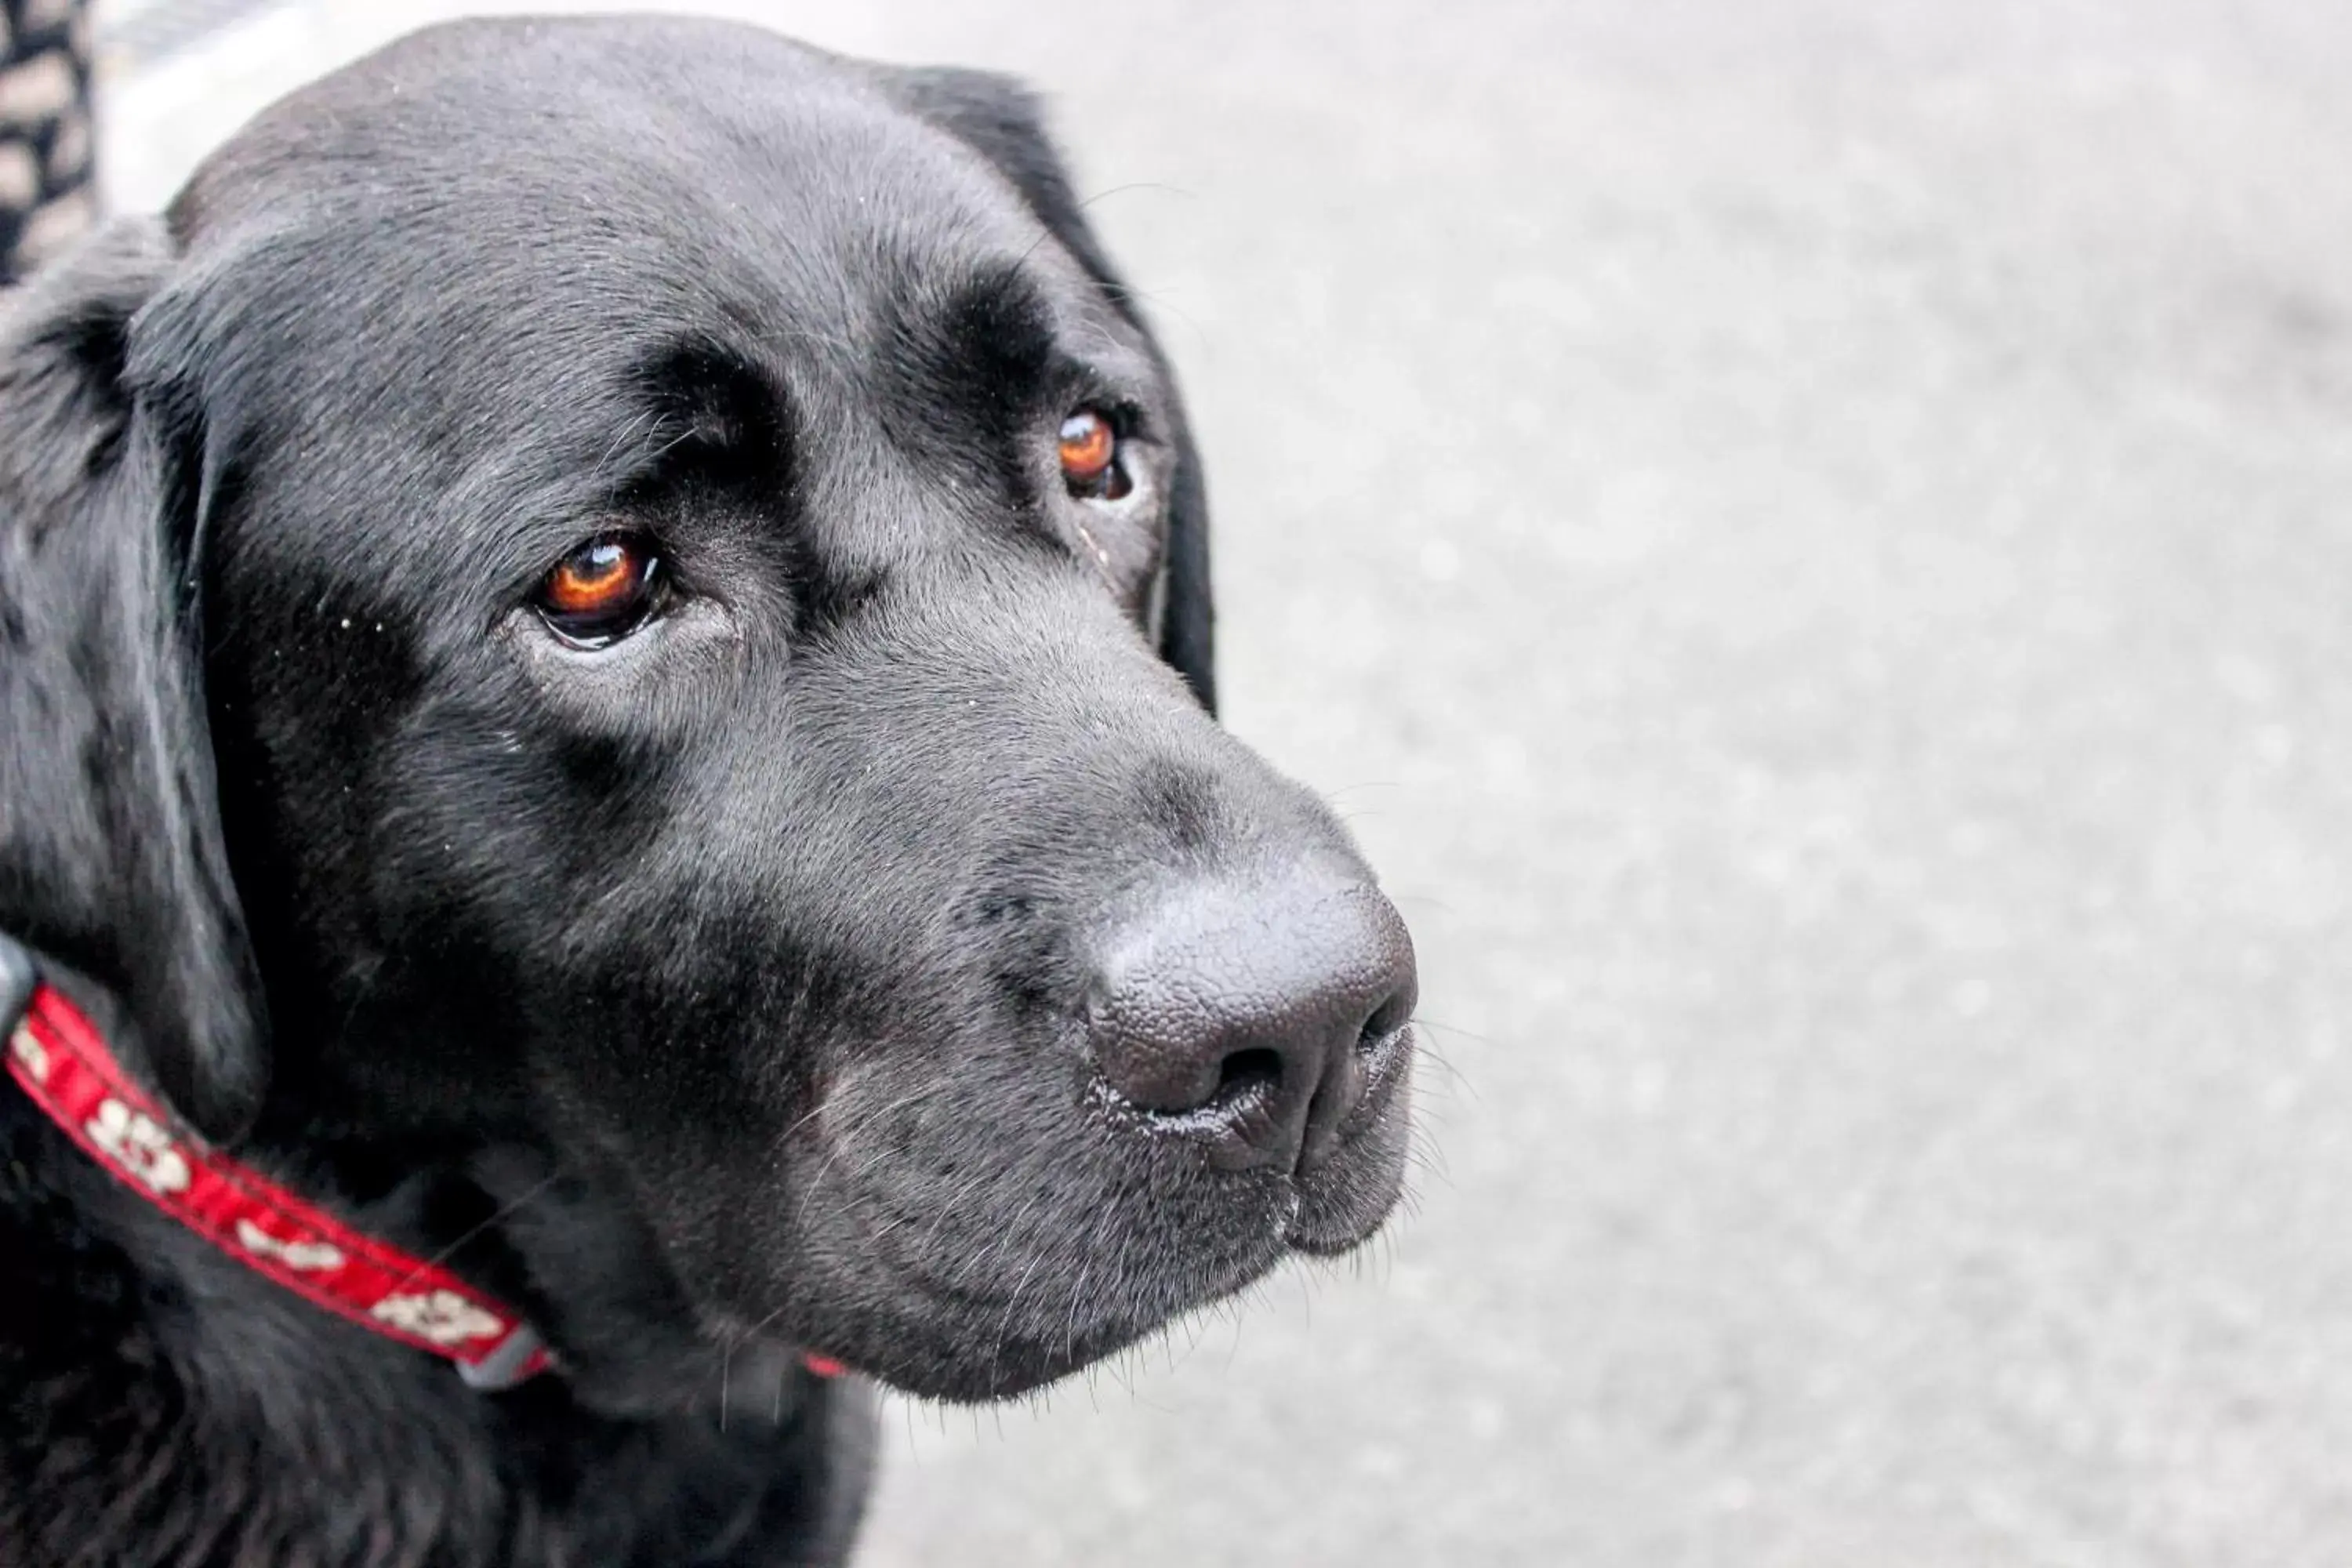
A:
5 975 849 1388
5 978 564 1388
5 964 847 1388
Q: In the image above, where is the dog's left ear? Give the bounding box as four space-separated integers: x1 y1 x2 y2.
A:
0 219 269 1142
887 66 1217 713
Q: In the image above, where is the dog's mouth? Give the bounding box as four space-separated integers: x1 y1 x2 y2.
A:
1259 1011 1417 1247
767 1047 1415 1402
557 846 1421 1407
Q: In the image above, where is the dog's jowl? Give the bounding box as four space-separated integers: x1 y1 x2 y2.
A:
0 17 1417 1566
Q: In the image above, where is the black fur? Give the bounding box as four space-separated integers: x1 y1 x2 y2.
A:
0 18 1405 1566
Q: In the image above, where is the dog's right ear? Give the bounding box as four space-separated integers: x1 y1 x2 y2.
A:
0 218 268 1142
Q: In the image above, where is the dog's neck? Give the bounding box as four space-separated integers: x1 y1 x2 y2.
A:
0 1062 531 1560
4 948 778 1421
0 1073 858 1566
7 970 557 1391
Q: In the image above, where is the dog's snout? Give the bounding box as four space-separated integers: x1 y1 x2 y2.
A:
1090 873 1417 1174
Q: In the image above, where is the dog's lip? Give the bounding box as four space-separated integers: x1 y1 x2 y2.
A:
801 1154 1299 1392
1279 1042 1415 1254
779 1029 1415 1391
820 1040 1414 1277
839 1174 1293 1311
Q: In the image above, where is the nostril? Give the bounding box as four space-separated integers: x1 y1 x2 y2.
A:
1356 990 1411 1056
1214 1046 1284 1104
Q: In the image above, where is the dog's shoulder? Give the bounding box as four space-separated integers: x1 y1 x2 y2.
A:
0 1094 397 1566
0 1091 256 1567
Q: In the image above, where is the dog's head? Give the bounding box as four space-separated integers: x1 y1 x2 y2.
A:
0 17 1415 1406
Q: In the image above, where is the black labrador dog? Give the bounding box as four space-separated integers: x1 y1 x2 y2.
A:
0 16 1417 1566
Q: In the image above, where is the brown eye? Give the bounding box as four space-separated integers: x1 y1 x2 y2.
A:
1058 408 1129 499
535 534 663 647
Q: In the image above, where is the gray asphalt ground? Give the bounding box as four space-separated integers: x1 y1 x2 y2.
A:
96 2 2352 1563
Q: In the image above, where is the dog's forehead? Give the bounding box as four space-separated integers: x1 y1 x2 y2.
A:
151 18 1134 591
173 16 1076 336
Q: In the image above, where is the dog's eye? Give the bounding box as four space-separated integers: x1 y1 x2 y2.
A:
535 534 664 648
1058 408 1131 501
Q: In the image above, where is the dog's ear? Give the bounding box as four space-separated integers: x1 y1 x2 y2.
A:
887 67 1217 713
0 218 268 1142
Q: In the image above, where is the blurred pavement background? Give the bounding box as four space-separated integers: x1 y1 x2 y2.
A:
91 2 2352 1563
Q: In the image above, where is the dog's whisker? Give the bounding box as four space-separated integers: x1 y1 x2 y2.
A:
1073 179 1196 215
913 1162 1011 1258
1099 281 1213 356
1410 1057 1470 1105
1406 1118 1455 1186
789 1079 959 1231
982 1195 1080 1391
953 1185 1053 1290
1414 1016 1497 1049
1404 1142 1454 1191
388 1168 568 1294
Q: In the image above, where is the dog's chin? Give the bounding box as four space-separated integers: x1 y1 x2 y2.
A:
800 1233 1282 1404
873 1308 1192 1404
793 1135 1414 1403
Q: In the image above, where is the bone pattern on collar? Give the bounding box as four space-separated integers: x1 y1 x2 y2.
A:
2 967 557 1387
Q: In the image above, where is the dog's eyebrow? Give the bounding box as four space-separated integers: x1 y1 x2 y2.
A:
889 260 1155 424
601 335 793 489
922 262 1061 397
428 335 793 601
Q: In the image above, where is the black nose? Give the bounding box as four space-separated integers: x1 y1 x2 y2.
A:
1089 873 1417 1174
